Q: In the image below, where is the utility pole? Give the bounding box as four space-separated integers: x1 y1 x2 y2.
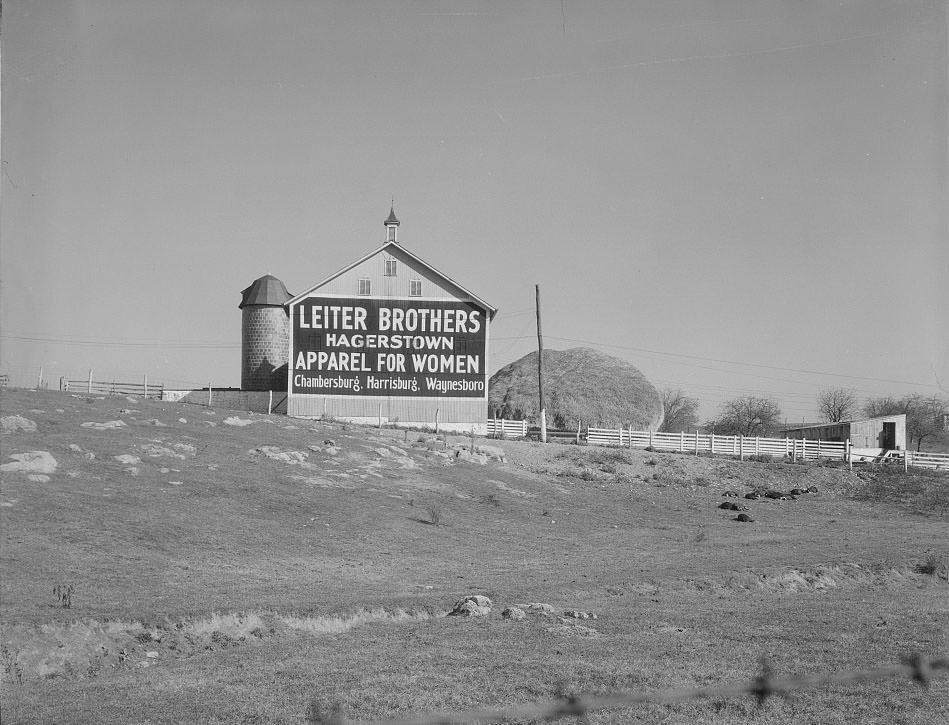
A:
536 284 547 443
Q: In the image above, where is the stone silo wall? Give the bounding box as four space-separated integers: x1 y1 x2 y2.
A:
241 306 290 391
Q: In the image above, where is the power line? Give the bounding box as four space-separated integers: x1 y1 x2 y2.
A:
0 334 238 350
545 335 941 389
490 332 940 390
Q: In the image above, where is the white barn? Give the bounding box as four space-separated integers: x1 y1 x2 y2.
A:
285 209 497 433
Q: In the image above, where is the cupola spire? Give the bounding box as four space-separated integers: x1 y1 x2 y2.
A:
384 202 400 244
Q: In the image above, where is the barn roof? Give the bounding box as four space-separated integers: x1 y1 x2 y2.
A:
286 241 497 318
239 274 292 308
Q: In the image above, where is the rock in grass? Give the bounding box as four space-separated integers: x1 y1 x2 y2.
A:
448 595 492 617
223 416 254 427
517 602 555 615
1 415 37 433
501 606 525 621
1 451 58 474
563 609 598 620
81 420 127 431
734 513 754 523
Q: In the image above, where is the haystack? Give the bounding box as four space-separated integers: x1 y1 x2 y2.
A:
488 347 663 430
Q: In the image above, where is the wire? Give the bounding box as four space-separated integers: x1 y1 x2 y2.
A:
0 334 239 349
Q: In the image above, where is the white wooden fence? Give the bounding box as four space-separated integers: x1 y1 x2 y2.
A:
902 450 949 470
486 418 529 438
586 428 848 461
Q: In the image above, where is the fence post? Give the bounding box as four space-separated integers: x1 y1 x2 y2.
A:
628 424 632 449
694 431 699 455
88 369 93 394
904 450 909 473
817 439 822 459
37 366 44 389
144 374 148 399
378 403 383 428
648 429 653 449
792 439 797 463
268 390 273 415
680 431 685 453
739 435 744 461
710 433 715 455
576 420 581 445
755 436 760 457
434 407 439 434
208 382 212 407
847 439 852 470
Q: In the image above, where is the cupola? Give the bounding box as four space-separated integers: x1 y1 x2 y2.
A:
384 204 400 244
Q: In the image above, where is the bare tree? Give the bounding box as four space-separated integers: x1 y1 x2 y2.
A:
817 387 858 422
659 388 700 433
864 393 949 451
707 395 782 437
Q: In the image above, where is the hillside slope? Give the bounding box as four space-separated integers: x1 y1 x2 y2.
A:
1 388 947 724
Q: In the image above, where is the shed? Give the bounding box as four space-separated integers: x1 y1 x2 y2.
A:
782 414 907 451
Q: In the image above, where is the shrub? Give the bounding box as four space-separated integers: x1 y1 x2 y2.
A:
53 583 74 609
427 504 441 526
914 551 946 576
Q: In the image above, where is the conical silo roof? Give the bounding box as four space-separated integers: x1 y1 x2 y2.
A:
239 274 292 308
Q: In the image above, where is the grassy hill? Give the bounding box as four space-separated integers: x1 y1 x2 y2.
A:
1 388 947 723
488 347 664 429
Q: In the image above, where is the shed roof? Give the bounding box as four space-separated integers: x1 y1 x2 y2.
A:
239 274 292 308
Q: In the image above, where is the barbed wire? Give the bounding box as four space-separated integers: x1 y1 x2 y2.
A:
310 653 948 725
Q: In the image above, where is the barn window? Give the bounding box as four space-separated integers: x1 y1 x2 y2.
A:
385 259 397 277
358 278 371 295
410 279 422 297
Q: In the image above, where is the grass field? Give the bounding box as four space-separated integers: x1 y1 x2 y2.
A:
1 388 947 723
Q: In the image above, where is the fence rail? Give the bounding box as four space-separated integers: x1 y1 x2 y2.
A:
60 376 163 400
485 419 949 471
316 653 947 724
904 450 949 470
587 427 848 461
486 418 528 438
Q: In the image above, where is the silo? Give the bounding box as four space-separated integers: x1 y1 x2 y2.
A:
239 275 292 391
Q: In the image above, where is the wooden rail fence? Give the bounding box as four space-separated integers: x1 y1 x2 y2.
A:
587 427 848 461
901 450 949 471
486 418 528 438
485 419 949 470
60 374 163 400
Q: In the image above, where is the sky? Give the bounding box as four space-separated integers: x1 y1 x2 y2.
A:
2 0 946 424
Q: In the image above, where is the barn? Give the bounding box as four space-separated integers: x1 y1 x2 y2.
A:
283 208 497 432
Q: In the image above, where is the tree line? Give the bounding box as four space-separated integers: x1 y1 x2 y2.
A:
659 387 949 452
